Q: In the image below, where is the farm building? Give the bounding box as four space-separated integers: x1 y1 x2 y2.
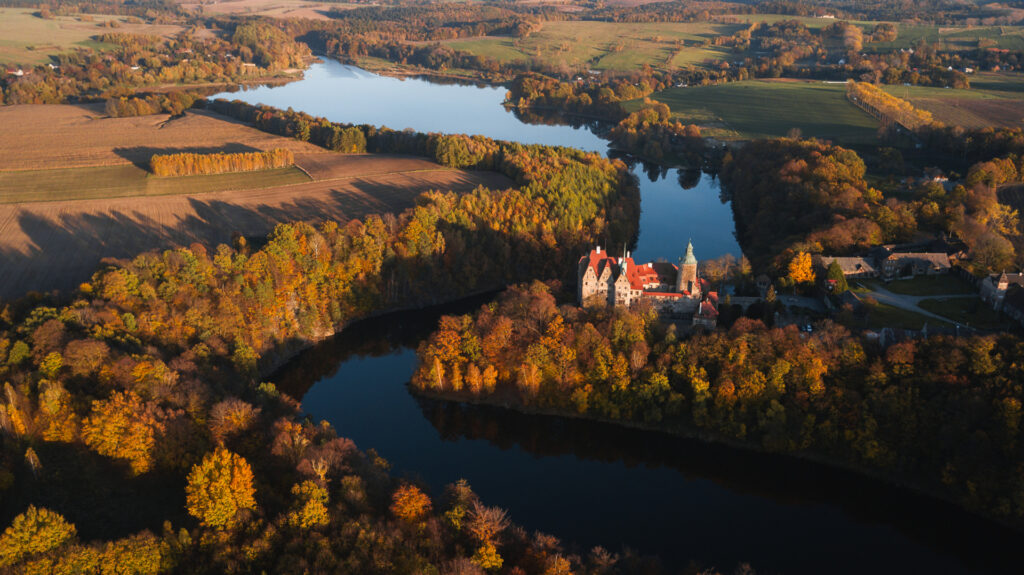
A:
816 256 879 278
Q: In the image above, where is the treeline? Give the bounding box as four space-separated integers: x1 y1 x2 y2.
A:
104 92 197 117
321 3 547 42
722 138 1023 274
0 112 645 571
149 148 295 176
412 282 1024 528
232 21 309 70
505 72 667 119
847 81 939 132
608 100 705 166
1 17 309 106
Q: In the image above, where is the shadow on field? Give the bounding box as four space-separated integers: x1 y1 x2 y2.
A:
113 143 263 168
0 170 501 300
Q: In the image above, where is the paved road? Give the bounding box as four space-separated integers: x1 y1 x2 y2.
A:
854 282 978 327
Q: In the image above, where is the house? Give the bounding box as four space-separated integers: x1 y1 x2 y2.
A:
578 241 718 327
980 272 1024 311
817 256 878 278
880 252 951 279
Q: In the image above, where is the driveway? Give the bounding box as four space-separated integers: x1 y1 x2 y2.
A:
854 282 978 327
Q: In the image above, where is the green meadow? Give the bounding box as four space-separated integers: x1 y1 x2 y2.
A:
636 80 880 143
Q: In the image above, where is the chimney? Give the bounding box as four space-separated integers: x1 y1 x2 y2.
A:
596 246 601 254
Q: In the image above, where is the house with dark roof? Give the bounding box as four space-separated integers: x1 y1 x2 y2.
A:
817 256 878 278
879 252 951 279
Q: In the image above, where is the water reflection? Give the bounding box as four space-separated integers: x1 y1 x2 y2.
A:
235 59 1021 574
211 59 742 261
273 299 1020 575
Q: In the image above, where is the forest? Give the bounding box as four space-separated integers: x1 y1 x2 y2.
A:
2 0 1024 571
0 103 647 572
722 138 1024 274
412 282 1024 528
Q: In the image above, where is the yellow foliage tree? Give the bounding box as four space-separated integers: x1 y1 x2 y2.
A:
100 532 166 575
0 506 76 567
788 252 816 285
472 541 503 571
286 480 330 530
185 448 257 529
390 484 432 524
82 392 161 475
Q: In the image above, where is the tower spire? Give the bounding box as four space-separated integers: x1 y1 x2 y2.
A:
683 239 697 265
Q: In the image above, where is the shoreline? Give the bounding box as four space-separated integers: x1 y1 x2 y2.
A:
260 285 506 379
411 385 1024 534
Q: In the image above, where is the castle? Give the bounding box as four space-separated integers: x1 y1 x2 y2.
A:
578 241 718 327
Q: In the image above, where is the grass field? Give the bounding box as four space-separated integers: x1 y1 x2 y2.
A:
918 297 1007 330
863 275 976 296
862 300 951 330
867 23 1024 53
0 8 182 65
636 79 880 143
881 77 1024 129
713 14 1024 53
713 14 879 31
445 20 744 71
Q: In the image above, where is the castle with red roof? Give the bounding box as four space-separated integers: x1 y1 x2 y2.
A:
577 241 718 328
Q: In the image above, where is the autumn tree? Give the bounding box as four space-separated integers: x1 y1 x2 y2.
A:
286 480 330 530
788 252 815 285
185 448 257 529
390 484 432 524
0 506 76 566
82 392 163 475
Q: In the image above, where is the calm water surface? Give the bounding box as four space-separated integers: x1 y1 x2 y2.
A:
221 61 1019 573
215 59 740 263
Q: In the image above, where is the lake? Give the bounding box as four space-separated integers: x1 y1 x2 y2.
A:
216 58 741 265
216 60 1019 574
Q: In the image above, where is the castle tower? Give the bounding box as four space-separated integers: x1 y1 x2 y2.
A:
676 240 699 296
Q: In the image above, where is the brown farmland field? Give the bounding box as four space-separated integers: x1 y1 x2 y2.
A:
0 104 323 171
0 104 513 298
176 0 352 20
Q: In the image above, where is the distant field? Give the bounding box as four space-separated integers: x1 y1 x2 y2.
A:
175 0 354 20
718 15 1024 52
0 104 513 297
0 8 182 65
867 23 1024 52
445 20 744 71
880 76 1024 129
637 79 880 143
713 14 879 31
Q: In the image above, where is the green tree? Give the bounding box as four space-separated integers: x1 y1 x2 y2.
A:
826 260 849 294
